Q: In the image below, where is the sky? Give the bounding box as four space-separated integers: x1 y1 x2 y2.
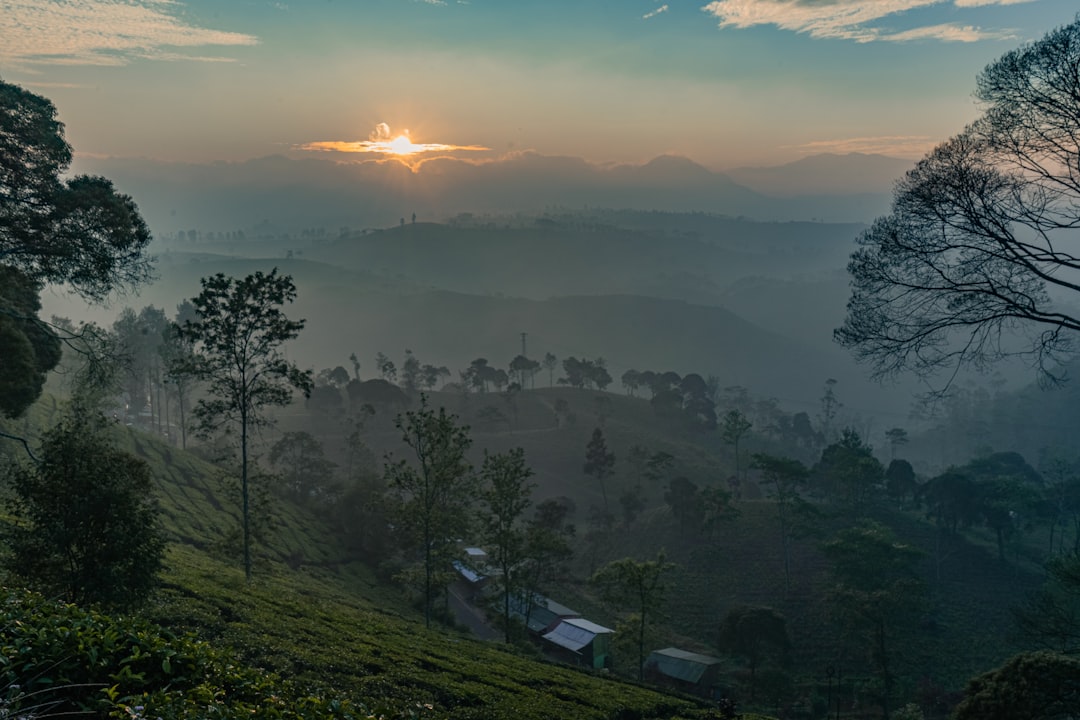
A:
1 0 1077 169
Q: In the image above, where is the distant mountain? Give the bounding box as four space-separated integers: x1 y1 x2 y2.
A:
727 152 914 198
73 151 894 235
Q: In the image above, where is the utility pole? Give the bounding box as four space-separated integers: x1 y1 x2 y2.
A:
520 332 527 358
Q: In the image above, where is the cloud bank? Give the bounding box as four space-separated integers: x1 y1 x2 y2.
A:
701 0 1021 42
1 0 258 68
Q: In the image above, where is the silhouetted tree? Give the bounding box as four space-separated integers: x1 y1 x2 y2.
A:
584 427 616 511
717 606 792 702
591 552 675 681
478 447 535 643
384 396 476 628
0 80 152 420
3 402 165 610
837 20 1080 388
177 269 313 581
823 521 925 720
751 453 813 594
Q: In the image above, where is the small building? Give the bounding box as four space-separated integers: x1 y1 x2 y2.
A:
541 617 614 669
506 591 580 635
644 647 726 696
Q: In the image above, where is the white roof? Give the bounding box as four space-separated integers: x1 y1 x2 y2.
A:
464 547 487 558
542 618 614 653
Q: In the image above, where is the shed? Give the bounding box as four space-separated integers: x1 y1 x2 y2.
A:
542 617 614 669
644 647 725 695
506 592 580 635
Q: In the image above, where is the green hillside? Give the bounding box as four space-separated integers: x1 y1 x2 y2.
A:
1 396 761 719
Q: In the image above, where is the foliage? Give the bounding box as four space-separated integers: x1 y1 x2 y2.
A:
822 521 925 720
178 269 313 580
813 429 883 519
3 405 165 610
269 430 338 503
716 605 791 702
0 587 362 720
583 426 616 511
0 80 153 301
720 409 752 498
0 80 152 419
0 266 61 418
750 453 813 593
836 19 1080 387
953 651 1080 720
384 395 476 628
591 552 675 681
478 447 536 643
1014 552 1080 654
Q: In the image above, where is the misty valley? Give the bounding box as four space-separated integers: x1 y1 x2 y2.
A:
8 13 1080 720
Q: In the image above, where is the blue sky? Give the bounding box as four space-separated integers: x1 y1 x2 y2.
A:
2 0 1077 168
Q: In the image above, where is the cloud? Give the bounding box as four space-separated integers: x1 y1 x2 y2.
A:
953 0 1033 6
701 0 1013 42
1 0 258 68
643 5 670 19
787 135 939 158
296 123 490 168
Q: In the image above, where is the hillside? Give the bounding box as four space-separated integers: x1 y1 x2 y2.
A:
0 397 750 720
3 384 1058 718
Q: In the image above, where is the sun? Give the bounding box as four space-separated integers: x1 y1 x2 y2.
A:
387 135 422 155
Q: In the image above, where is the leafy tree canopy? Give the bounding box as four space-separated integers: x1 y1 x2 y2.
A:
3 404 165 609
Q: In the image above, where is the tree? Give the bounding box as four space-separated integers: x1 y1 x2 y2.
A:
664 476 703 531
478 447 536 643
584 427 616 511
717 605 792 703
823 521 925 720
953 651 1080 720
542 352 558 387
884 427 909 461
837 20 1080 388
384 395 476 628
814 429 883 519
177 269 313 581
1014 552 1080 654
520 498 575 631
965 451 1043 562
885 459 918 507
3 404 165 609
751 453 812 594
721 409 752 500
268 430 337 503
591 552 675 681
0 80 152 420
160 301 198 448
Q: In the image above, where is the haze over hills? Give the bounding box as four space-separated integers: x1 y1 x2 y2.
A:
72 151 899 235
727 152 915 197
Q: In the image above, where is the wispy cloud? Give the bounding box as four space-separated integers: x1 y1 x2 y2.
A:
1 0 258 68
296 123 490 168
643 5 670 19
788 135 939 157
701 0 1016 42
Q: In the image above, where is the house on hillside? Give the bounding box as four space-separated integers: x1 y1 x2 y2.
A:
541 617 614 669
506 592 580 635
644 647 726 697
452 547 490 597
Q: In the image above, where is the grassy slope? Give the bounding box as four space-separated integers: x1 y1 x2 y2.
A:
2 394 765 719
4 386 1046 714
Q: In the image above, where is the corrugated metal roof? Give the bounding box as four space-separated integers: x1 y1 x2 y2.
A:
542 618 614 653
645 647 723 684
563 617 613 634
452 560 485 583
506 592 580 632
